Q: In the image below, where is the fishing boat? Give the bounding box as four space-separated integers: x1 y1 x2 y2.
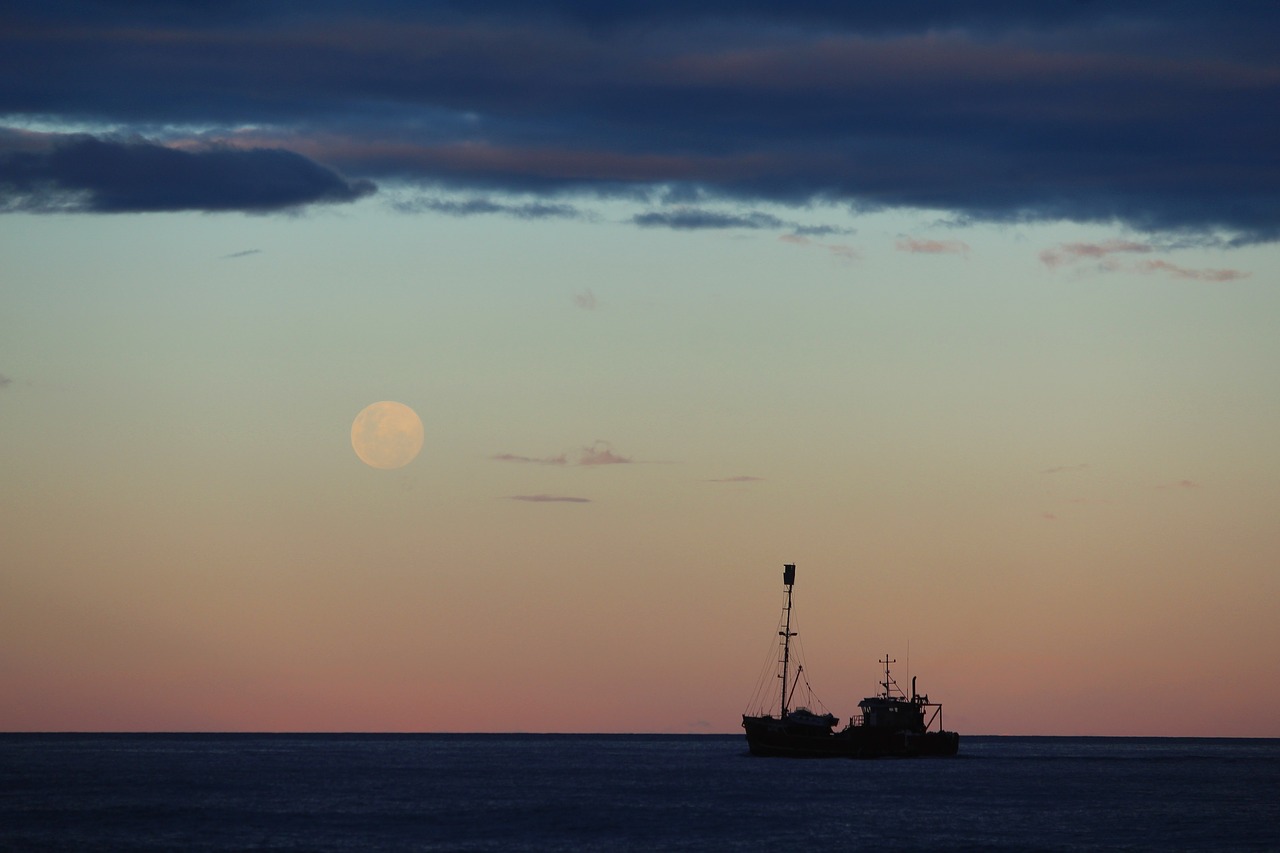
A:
741 563 960 758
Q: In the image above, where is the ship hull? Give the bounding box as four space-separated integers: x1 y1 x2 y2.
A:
743 715 959 759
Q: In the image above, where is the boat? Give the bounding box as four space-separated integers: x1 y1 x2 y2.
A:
741 563 960 758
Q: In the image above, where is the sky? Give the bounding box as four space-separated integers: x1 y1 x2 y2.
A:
2 0 1278 736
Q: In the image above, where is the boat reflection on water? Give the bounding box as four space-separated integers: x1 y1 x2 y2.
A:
742 564 960 758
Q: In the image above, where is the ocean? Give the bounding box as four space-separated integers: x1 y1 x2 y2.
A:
2 734 1277 851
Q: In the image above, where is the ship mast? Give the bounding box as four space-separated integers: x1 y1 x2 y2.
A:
880 654 897 698
779 563 797 717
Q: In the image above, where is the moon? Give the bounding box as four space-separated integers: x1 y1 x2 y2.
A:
351 401 424 469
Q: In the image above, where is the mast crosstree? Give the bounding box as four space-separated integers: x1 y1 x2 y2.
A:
880 655 898 698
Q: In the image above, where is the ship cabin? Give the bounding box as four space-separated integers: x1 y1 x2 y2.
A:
856 695 926 731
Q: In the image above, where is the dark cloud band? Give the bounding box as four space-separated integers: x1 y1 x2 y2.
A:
2 2 1276 238
0 133 374 213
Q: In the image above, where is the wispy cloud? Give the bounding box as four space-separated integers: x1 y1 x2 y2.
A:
896 236 970 255
392 195 581 220
1039 240 1152 268
1039 241 1249 281
221 248 261 259
633 209 784 230
1043 463 1090 474
632 208 854 238
573 289 598 310
1157 479 1200 490
509 494 591 503
1135 260 1250 282
578 442 631 466
491 452 569 466
780 233 859 261
0 373 11 389
708 475 763 483
492 441 631 467
794 224 855 238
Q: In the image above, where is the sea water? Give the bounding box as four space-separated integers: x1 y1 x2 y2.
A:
2 734 1277 851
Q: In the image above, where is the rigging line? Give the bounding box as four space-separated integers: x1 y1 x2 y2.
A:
797 663 832 715
777 605 832 716
746 611 781 709
787 623 819 713
743 603 790 713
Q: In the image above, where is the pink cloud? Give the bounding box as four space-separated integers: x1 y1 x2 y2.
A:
896 236 970 255
1039 239 1152 268
779 233 859 261
1038 241 1248 281
1136 260 1250 281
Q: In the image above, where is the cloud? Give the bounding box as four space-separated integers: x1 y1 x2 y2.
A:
509 494 591 503
492 441 631 466
578 442 631 466
708 475 763 482
634 208 853 238
1135 260 1250 282
0 131 374 213
0 373 11 388
392 195 581 219
573 289 598 310
221 249 261 259
793 224 855 238
3 3 1278 240
1039 240 1153 268
491 452 569 465
897 236 970 255
1039 240 1250 279
1043 463 1090 474
633 209 785 230
1157 479 1200 490
780 233 859 261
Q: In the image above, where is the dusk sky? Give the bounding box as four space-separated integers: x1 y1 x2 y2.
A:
2 1 1278 736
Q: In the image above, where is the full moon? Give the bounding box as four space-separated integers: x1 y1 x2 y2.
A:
351 401 424 469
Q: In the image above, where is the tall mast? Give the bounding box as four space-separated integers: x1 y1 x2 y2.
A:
779 564 797 717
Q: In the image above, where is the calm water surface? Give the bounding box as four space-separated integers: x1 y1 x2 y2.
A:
2 734 1277 851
